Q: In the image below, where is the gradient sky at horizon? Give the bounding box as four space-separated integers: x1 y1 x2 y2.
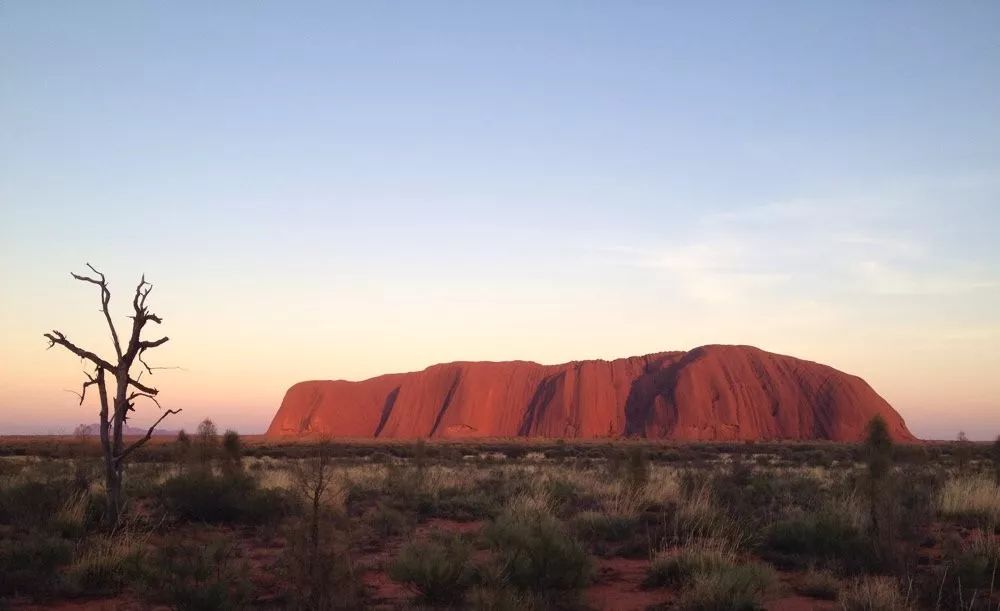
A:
2 2 998 439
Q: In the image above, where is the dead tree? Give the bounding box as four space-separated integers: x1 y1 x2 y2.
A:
44 264 180 526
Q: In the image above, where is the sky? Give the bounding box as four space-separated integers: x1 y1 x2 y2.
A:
1 2 998 439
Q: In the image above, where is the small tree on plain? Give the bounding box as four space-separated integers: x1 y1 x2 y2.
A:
285 439 358 609
196 418 219 466
862 414 894 566
222 429 243 472
174 429 192 471
44 264 179 526
955 431 973 472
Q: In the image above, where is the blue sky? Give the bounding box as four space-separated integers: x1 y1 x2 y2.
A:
1 2 998 438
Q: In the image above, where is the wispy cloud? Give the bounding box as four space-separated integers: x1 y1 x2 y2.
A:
855 260 996 296
605 192 997 305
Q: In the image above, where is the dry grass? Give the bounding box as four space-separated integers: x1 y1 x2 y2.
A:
53 491 91 534
938 475 1000 524
66 526 148 590
839 576 911 611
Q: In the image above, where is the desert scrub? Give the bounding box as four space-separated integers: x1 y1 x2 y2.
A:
675 562 775 611
142 535 252 611
52 490 101 537
65 531 146 595
369 502 412 537
0 534 73 598
761 509 869 571
570 510 638 544
938 533 1000 604
282 517 361 610
484 509 591 593
644 541 736 588
388 531 475 604
938 474 1000 525
839 576 911 611
159 470 291 524
0 479 67 528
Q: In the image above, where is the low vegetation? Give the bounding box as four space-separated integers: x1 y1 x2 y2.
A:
1 429 1000 608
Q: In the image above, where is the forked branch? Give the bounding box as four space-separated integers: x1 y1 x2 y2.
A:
71 263 123 360
115 408 182 463
44 330 116 371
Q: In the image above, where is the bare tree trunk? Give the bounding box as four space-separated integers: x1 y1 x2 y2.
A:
45 264 181 528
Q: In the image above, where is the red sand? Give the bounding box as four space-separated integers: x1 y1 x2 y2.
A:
267 345 915 442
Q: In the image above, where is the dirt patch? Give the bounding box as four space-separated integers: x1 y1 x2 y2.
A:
586 556 671 610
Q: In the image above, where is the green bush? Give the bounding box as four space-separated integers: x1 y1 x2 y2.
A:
485 512 591 593
570 511 638 543
160 471 290 524
142 536 252 611
761 511 869 570
433 487 497 521
0 480 65 528
389 532 475 604
675 562 774 611
644 546 734 588
282 517 361 610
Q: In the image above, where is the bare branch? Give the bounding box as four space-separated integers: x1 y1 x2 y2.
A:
136 351 182 376
127 391 162 410
67 370 101 405
139 336 169 349
114 408 181 463
127 376 159 395
44 330 116 371
71 263 123 360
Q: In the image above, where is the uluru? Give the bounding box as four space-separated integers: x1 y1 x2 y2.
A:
266 345 916 442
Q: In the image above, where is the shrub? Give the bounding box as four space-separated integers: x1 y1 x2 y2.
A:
389 532 474 604
160 471 290 524
0 534 73 597
196 418 219 465
222 430 242 468
710 465 823 528
66 532 146 595
625 446 649 494
0 480 65 528
938 534 1000 606
761 511 869 570
675 562 774 611
795 569 840 599
485 511 591 593
143 536 252 611
175 429 192 464
433 486 497 520
839 576 911 611
571 510 639 543
282 517 361 610
370 502 411 537
544 477 586 514
644 544 735 588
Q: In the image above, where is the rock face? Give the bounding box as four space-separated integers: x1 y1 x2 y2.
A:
266 345 916 442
